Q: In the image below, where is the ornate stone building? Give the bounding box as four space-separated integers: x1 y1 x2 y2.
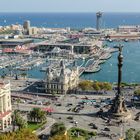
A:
0 81 12 131
45 60 79 94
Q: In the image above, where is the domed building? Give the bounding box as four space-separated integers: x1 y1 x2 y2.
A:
45 60 79 94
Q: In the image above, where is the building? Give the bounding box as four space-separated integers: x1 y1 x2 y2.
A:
23 20 31 35
23 20 30 30
117 25 140 33
45 60 79 94
46 46 74 59
96 12 102 31
28 27 38 35
0 81 12 131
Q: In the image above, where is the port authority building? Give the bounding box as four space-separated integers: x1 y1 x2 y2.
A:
45 60 79 94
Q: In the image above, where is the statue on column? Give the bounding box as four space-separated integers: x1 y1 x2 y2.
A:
109 44 131 120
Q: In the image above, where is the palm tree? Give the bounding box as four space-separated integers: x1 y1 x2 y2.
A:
12 110 27 131
16 98 21 110
28 108 46 123
20 72 27 79
38 110 46 123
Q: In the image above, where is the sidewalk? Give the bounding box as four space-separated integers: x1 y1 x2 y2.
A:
35 117 56 136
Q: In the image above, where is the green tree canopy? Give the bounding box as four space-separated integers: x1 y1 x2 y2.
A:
0 129 38 140
50 122 66 136
12 110 27 131
134 89 140 96
78 80 112 91
78 80 93 91
28 108 46 123
135 131 140 140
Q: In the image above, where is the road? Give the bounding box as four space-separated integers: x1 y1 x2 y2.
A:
35 117 56 136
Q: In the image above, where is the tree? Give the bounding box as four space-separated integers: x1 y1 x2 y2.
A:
49 133 72 140
134 89 140 96
0 129 39 140
78 81 93 91
16 98 21 110
125 128 135 140
28 108 46 123
135 131 140 140
92 82 100 92
50 123 66 136
103 82 112 91
20 72 27 79
12 110 27 131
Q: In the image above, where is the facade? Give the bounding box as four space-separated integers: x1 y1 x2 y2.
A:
0 81 12 131
23 20 30 30
28 27 38 35
117 25 140 33
46 46 74 59
96 12 102 31
23 20 31 35
45 61 79 94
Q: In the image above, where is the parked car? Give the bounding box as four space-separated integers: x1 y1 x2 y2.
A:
104 127 110 131
55 103 62 106
92 124 98 129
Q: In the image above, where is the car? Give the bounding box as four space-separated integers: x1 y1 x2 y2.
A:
89 123 94 126
66 103 73 107
94 104 100 108
56 103 62 106
67 116 73 120
67 108 71 111
104 127 110 131
68 103 73 106
20 100 26 103
36 101 43 105
92 124 98 129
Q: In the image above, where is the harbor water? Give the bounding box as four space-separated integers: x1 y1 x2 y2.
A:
1 13 140 83
81 41 140 83
1 41 139 83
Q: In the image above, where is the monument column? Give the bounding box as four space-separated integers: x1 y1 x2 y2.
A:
108 44 131 120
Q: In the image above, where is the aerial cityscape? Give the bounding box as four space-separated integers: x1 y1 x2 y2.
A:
1 0 140 140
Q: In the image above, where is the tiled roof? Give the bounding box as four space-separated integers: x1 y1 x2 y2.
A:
0 111 11 119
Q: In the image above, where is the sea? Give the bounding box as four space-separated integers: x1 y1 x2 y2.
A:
1 12 140 83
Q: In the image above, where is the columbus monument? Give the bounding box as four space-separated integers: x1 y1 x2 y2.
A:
108 44 131 121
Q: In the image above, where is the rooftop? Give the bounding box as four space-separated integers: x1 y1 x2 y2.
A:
0 111 11 120
0 81 10 89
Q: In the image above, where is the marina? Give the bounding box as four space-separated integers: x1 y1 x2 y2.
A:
1 40 140 83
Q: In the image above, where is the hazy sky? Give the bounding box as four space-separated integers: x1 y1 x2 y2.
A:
1 0 140 13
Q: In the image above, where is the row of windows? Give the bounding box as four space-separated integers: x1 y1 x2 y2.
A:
46 89 65 94
46 84 63 90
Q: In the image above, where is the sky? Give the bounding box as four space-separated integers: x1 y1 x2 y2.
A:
1 0 140 13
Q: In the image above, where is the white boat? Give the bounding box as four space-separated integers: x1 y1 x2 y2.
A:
124 38 129 42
